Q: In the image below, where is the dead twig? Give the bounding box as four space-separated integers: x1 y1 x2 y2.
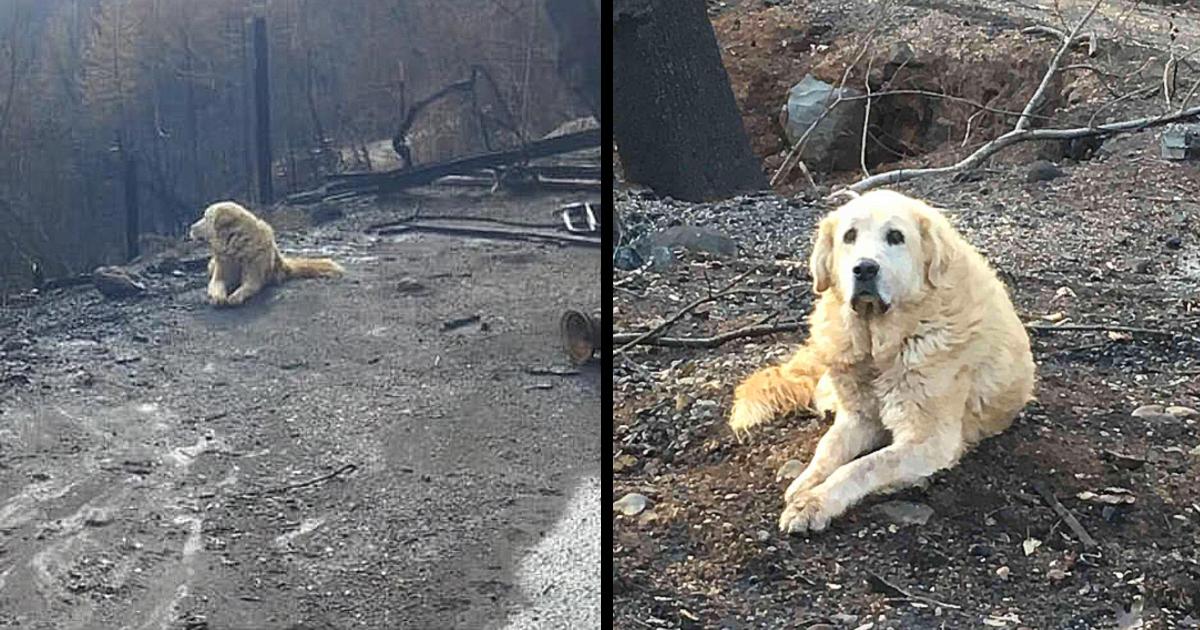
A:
611 318 1185 353
770 6 884 188
613 269 756 356
612 322 805 350
861 57 874 178
1018 0 1105 132
867 571 963 611
1026 323 1181 337
1031 481 1098 550
1087 84 1159 128
243 463 359 496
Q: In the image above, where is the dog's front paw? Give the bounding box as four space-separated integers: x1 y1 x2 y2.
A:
783 468 823 504
728 398 773 441
779 491 832 535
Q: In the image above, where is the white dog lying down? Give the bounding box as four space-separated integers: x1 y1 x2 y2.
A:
728 190 1035 534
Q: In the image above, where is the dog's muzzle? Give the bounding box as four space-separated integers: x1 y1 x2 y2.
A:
850 258 889 315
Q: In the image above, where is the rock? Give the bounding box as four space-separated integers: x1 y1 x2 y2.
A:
775 459 805 482
613 493 650 516
1077 489 1136 505
92 266 147 299
970 543 994 557
872 500 934 526
996 566 1011 580
884 41 919 74
647 246 674 271
1166 235 1183 250
1026 160 1064 183
613 246 643 271
755 529 771 542
781 74 867 171
829 613 859 626
82 508 112 527
1190 444 1200 457
395 277 428 295
1166 406 1197 418
691 399 718 419
646 225 737 258
613 454 638 473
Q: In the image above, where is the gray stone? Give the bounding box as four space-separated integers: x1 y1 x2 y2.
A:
781 74 867 172
647 246 674 271
647 225 737 258
613 246 643 271
872 500 934 526
613 492 649 516
92 266 147 299
1026 160 1065 183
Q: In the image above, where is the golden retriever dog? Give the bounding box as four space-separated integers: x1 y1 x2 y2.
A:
728 190 1035 535
189 201 343 306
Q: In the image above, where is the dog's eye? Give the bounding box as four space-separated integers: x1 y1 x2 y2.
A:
843 228 857 244
886 229 905 245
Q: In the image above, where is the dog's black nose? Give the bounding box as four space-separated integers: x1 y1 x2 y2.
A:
853 259 879 281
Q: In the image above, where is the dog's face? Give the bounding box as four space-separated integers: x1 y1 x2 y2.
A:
810 190 954 316
189 202 240 242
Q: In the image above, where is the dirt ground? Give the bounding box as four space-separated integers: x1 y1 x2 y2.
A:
614 1 1200 628
0 188 600 629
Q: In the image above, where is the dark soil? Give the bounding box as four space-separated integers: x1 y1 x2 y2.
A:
614 2 1200 627
0 188 600 629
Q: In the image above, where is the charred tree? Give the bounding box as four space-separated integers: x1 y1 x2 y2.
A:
612 0 766 201
124 155 139 261
545 0 601 122
252 16 274 205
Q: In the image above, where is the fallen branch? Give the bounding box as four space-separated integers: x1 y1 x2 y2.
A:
841 102 1200 193
245 463 359 496
1026 323 1181 337
611 322 805 349
867 571 963 610
613 269 756 356
1031 480 1098 549
374 220 600 248
612 318 1186 352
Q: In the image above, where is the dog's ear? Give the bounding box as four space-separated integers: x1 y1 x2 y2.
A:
917 207 956 288
810 214 836 293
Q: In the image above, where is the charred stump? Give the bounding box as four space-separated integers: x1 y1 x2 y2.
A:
612 0 766 201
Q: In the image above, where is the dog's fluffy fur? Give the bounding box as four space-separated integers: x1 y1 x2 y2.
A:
189 201 343 306
729 190 1035 534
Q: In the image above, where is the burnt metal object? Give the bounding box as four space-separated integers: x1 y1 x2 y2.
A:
560 310 602 364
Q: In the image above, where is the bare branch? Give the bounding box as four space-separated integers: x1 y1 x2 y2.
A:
860 57 874 178
1016 0 1105 132
841 103 1200 194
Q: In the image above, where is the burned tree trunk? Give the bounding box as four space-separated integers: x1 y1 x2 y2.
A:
545 0 601 122
612 0 766 201
252 16 273 205
123 155 139 261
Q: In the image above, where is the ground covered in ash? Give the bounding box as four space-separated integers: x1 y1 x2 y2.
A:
612 154 1200 627
0 188 600 629
614 0 1200 626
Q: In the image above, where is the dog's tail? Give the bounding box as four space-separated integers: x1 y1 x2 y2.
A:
281 256 344 279
729 342 829 438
